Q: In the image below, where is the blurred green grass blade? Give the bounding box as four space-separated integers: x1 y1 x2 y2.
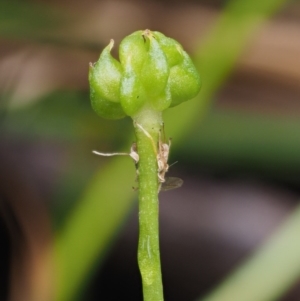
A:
55 156 136 301
198 205 300 301
164 0 287 141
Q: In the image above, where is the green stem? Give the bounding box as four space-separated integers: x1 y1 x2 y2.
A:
133 108 164 301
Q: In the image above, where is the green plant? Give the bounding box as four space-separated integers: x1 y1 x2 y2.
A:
89 29 201 301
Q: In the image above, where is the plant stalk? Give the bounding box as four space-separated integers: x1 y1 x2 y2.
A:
133 108 164 301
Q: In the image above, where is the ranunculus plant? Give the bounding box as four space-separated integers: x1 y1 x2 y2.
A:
89 29 201 301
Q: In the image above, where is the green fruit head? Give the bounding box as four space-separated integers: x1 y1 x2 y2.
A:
89 30 201 119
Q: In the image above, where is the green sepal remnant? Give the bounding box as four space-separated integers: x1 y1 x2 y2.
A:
89 29 201 119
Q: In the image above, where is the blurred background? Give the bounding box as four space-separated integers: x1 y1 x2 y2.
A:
1 0 300 300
